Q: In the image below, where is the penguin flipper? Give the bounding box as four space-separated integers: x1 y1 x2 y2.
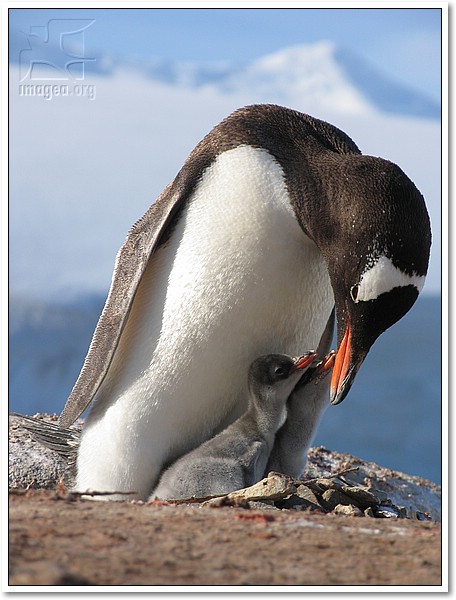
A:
59 182 185 427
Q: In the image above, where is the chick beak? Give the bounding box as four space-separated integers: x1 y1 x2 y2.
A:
294 352 318 370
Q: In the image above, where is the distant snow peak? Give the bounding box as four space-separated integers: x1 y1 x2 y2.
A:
128 40 440 119
9 31 440 119
236 42 372 114
138 41 373 115
129 39 441 119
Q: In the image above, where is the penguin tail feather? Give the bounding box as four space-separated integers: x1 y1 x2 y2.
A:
9 412 81 459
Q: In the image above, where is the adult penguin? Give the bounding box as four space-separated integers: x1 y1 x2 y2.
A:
59 105 431 500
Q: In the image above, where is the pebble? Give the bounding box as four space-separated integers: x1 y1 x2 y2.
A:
333 503 364 517
320 489 356 511
339 485 385 508
373 505 401 519
9 417 440 521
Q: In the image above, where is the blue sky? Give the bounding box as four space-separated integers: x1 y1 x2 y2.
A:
9 6 442 101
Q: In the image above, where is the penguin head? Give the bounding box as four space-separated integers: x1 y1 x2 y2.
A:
311 155 432 405
249 352 317 406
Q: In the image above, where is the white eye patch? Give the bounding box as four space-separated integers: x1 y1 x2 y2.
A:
354 255 426 303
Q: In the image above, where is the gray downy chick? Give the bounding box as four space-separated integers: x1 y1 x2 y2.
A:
151 352 316 501
266 310 336 479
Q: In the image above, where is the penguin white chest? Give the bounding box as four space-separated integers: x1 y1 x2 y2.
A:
76 145 333 498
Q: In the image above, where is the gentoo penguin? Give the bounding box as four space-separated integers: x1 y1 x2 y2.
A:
151 352 316 500
58 104 431 500
266 310 336 479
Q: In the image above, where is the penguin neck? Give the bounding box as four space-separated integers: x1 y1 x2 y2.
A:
247 391 287 444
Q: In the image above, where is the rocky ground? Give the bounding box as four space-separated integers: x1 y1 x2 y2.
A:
8 414 443 589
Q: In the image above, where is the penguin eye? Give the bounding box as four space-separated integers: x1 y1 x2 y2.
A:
350 284 360 303
274 367 285 377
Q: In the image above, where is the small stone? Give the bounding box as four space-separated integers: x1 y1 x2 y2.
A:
276 486 325 512
227 472 296 502
314 478 338 491
416 511 433 521
295 484 322 506
373 504 401 518
248 501 280 511
339 485 383 509
203 496 250 508
320 488 356 511
333 503 364 517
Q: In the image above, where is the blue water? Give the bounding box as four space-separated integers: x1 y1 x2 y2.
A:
9 294 442 484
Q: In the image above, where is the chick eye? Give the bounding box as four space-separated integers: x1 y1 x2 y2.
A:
274 367 285 376
350 284 360 302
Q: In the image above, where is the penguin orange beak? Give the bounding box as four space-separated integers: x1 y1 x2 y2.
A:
330 322 365 405
317 351 337 375
294 352 317 370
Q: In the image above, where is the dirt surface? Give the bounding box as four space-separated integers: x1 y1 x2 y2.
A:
9 489 441 588
8 417 443 589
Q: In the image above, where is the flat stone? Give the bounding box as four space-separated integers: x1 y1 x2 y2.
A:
248 501 280 511
333 503 364 517
339 485 383 508
276 485 325 512
312 478 337 491
203 472 297 507
228 472 296 502
320 489 356 511
295 484 323 505
373 504 401 518
416 511 433 521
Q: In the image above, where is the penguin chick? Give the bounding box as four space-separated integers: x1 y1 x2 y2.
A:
266 352 336 479
266 309 336 478
150 352 316 500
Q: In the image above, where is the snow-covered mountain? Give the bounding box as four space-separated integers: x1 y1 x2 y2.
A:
138 43 440 120
10 33 440 119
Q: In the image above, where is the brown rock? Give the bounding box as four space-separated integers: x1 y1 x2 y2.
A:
333 504 364 517
339 485 385 508
276 484 325 512
320 489 356 511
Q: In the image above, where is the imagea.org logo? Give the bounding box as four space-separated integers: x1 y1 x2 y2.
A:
17 19 97 100
18 82 96 101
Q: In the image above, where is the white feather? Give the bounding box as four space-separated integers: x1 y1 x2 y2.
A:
356 255 425 303
75 145 333 499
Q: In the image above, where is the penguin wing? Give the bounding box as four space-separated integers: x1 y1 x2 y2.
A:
59 182 185 427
